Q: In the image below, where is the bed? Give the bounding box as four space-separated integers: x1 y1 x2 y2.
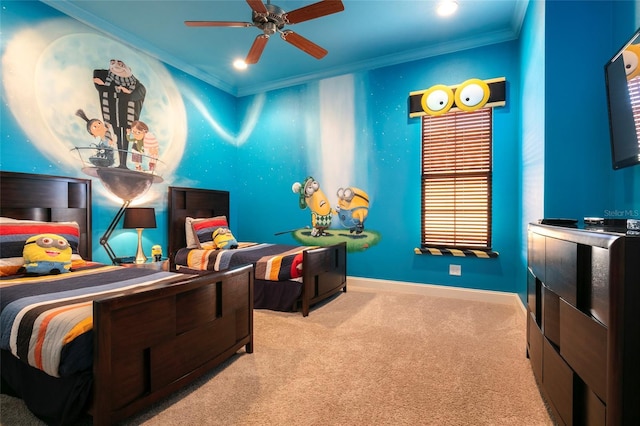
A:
167 186 347 317
0 171 254 426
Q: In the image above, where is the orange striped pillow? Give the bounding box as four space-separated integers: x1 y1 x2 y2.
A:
190 216 229 249
0 218 85 276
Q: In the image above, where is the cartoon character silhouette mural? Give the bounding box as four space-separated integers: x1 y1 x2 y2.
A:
72 58 162 205
93 59 146 169
127 120 159 171
75 109 116 167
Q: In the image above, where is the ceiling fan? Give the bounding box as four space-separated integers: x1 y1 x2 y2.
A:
185 0 344 64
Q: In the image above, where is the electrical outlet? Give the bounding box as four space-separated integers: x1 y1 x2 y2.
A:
449 264 461 276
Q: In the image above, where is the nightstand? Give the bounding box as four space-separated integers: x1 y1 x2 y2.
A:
118 258 169 271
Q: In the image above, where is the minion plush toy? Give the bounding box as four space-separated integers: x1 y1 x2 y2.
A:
151 245 163 261
22 233 72 275
212 227 238 250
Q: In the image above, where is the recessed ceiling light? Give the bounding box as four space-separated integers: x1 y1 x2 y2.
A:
233 59 248 70
437 0 458 17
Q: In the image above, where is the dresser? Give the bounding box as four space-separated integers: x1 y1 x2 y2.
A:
527 223 640 425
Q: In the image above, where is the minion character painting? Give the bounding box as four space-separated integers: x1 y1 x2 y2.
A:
336 187 369 234
292 177 334 237
288 177 380 252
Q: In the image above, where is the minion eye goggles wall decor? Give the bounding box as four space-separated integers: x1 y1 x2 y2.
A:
408 77 507 118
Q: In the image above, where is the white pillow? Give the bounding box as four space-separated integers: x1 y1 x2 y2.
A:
185 217 198 248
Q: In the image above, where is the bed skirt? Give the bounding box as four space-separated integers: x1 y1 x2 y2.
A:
1 349 93 425
254 279 302 312
175 265 302 313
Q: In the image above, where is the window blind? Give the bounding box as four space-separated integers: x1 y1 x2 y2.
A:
421 108 492 249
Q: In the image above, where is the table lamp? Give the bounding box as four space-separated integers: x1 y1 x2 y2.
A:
123 207 157 264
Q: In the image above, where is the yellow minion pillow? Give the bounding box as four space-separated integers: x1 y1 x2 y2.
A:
0 218 85 276
22 233 73 275
211 227 238 250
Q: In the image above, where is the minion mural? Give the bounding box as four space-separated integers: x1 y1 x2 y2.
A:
290 177 379 252
277 75 381 253
335 186 369 234
292 177 335 237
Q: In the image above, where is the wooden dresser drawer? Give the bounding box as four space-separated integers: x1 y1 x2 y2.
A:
528 312 543 384
559 299 607 402
584 387 606 426
545 237 577 306
542 285 560 347
544 337 573 425
527 269 540 321
528 231 546 280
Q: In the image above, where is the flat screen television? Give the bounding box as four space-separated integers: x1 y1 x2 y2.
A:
605 27 640 170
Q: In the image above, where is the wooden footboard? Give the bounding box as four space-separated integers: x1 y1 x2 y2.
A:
92 264 254 425
301 242 347 317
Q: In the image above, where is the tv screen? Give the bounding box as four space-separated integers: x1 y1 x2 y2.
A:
605 27 640 170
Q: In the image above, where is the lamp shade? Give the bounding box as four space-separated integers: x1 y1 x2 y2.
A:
123 207 156 229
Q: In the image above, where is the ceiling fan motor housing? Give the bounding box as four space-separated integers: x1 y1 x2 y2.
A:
253 4 286 34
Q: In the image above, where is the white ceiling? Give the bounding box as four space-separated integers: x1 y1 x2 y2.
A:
42 0 528 96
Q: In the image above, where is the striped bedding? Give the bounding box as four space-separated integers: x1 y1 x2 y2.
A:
0 263 189 378
174 243 315 281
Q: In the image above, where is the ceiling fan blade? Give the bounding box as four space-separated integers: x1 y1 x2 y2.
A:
246 34 269 64
185 21 253 27
284 0 344 24
246 0 268 14
281 30 328 59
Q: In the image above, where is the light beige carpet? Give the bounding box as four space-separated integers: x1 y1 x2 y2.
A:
0 285 553 425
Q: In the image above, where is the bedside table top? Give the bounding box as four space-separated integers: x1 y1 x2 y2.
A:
118 258 169 271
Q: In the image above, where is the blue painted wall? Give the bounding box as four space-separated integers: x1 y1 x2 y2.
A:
2 0 638 299
544 1 616 219
544 0 639 221
234 43 522 293
609 1 640 219
517 0 640 304
519 0 546 304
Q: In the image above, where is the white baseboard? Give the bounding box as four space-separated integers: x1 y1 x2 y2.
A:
348 276 526 313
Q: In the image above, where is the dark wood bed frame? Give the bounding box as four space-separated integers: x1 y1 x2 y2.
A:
167 186 347 316
0 171 254 425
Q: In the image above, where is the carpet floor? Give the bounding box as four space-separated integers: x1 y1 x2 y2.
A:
0 285 553 425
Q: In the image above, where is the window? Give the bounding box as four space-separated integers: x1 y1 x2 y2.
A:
421 107 492 250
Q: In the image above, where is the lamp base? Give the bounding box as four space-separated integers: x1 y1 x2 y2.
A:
134 228 147 264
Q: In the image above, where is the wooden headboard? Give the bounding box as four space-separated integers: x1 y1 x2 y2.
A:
0 171 93 260
167 186 230 261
